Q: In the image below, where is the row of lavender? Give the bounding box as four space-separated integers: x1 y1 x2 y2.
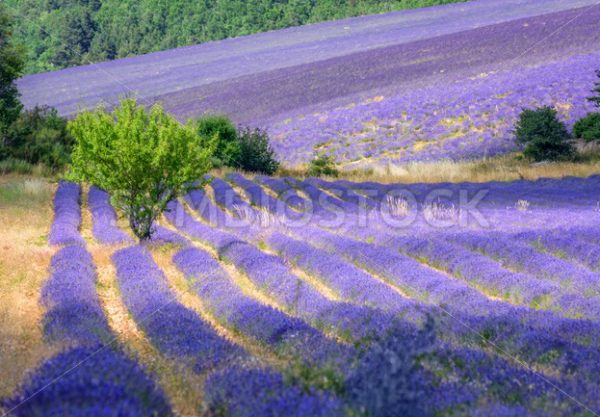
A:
166 196 567 415
11 182 347 417
268 44 600 167
5 182 172 417
194 173 600 325
162 174 600 415
76 182 532 416
215 173 600 334
31 179 600 415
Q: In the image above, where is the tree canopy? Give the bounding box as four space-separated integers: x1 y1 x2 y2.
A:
68 98 213 240
0 4 25 155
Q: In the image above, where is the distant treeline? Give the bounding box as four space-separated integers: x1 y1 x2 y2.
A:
7 0 462 74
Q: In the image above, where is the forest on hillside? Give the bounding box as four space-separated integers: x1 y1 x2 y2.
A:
6 0 462 74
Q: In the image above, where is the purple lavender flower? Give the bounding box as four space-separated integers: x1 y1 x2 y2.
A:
227 172 283 213
8 236 173 417
88 186 132 244
4 346 173 417
520 228 600 271
165 200 398 340
255 175 308 210
112 245 245 372
41 245 111 345
48 181 84 246
210 177 252 213
146 224 191 246
388 234 600 319
173 246 350 365
448 232 600 297
205 366 344 417
268 232 416 313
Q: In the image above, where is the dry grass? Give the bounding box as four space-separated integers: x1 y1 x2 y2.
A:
0 176 56 398
220 155 600 185
277 154 600 184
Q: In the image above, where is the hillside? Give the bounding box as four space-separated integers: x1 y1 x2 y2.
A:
17 0 600 169
6 0 462 74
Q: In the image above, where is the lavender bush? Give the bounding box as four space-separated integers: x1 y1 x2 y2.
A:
24 170 600 416
173 246 350 365
6 239 171 416
4 346 173 417
205 366 344 417
41 245 111 345
48 181 84 246
88 186 132 244
112 245 245 372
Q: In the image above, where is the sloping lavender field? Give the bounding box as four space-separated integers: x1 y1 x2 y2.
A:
17 0 600 167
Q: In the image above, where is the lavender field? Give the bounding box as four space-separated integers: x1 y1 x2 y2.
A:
16 0 600 168
4 173 600 417
5 1 600 415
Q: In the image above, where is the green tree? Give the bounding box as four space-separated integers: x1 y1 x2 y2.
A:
0 4 25 158
51 6 97 68
589 70 600 108
237 127 280 175
68 99 213 240
514 106 574 162
6 106 73 169
196 114 240 168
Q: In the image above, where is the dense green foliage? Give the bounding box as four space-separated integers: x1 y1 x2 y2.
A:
0 4 25 153
195 115 279 174
589 70 600 108
573 112 600 142
237 127 279 175
6 0 463 74
68 99 213 240
5 106 73 169
307 153 339 177
196 114 240 168
514 107 574 162
1 4 72 172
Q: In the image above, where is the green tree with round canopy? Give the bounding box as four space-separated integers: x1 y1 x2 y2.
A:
68 98 213 240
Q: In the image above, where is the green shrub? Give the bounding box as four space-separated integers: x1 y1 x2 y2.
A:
4 106 73 170
588 70 600 108
573 112 600 142
68 99 213 240
514 106 574 162
237 127 280 175
307 153 339 177
196 114 240 168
